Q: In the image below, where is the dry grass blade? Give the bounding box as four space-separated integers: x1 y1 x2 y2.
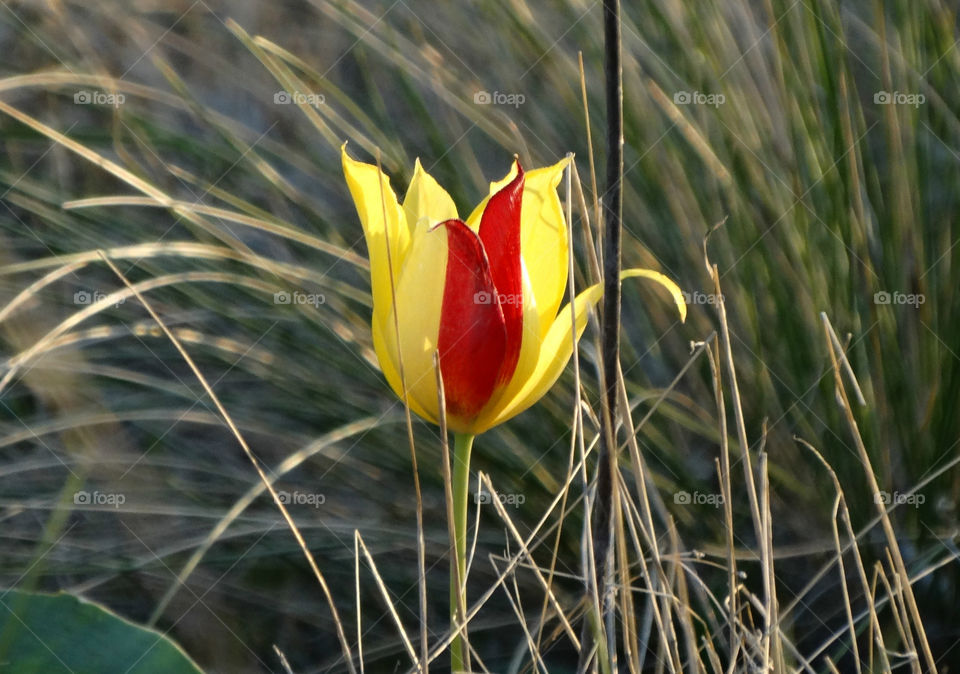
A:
534 153 584 660
796 437 891 673
0 262 87 324
614 473 676 671
0 100 254 258
758 451 783 672
820 312 936 673
0 242 352 286
615 368 680 674
0 271 279 394
354 531 420 669
148 416 384 625
666 518 700 674
705 341 738 665
371 145 430 673
822 319 866 406
577 51 602 237
709 263 762 554
831 484 862 672
881 551 920 673
63 197 366 268
489 554 548 673
355 532 365 674
478 473 581 649
97 251 357 672
613 481 640 674
273 644 296 674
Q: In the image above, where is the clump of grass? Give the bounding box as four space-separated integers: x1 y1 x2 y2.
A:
0 0 957 671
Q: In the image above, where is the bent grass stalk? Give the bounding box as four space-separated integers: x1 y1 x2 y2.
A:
97 252 357 671
373 148 429 673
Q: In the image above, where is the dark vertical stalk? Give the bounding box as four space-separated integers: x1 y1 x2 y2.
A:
593 0 623 664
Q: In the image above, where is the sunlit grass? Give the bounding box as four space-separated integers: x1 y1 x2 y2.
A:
0 0 957 671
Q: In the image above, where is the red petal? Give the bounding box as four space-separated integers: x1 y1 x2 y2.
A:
437 219 507 421
478 160 525 387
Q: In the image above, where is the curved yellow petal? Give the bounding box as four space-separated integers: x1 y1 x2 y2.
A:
475 267 686 432
621 268 687 323
341 144 410 330
467 158 570 339
403 158 458 231
372 219 448 423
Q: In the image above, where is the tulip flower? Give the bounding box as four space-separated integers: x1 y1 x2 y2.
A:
342 144 684 668
342 145 685 433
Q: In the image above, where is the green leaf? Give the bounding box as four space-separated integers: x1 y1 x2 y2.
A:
0 589 203 674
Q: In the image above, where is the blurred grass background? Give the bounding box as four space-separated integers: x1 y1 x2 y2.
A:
0 0 958 671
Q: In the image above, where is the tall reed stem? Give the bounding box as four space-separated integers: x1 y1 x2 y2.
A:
593 0 623 665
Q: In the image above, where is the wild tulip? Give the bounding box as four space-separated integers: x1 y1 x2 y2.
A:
342 144 684 668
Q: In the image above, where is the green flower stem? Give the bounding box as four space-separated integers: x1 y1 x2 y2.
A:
450 432 474 671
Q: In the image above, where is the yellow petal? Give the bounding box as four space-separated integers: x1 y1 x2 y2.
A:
621 268 687 323
403 158 458 231
467 158 570 339
341 144 410 330
372 218 448 422
372 318 436 423
475 267 686 432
